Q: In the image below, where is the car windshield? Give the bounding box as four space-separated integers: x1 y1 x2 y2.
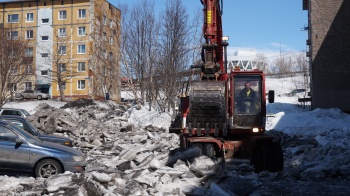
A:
21 110 30 116
10 123 42 143
26 120 39 134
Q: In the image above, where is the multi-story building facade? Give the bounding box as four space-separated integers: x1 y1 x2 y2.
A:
303 0 350 112
0 0 121 101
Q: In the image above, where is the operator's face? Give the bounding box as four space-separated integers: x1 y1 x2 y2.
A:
245 82 251 89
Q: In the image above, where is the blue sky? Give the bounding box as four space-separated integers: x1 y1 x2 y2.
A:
111 0 308 59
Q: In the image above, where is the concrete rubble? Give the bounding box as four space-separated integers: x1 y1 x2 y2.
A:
1 99 350 195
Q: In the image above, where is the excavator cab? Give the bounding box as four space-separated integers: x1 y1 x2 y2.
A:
230 74 266 133
233 77 262 114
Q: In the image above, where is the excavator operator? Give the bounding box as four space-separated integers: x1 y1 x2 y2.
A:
237 81 256 113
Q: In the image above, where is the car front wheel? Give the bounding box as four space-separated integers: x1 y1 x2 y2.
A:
35 159 63 178
37 95 42 100
19 95 24 100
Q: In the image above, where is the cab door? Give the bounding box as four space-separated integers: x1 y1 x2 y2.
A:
0 125 30 171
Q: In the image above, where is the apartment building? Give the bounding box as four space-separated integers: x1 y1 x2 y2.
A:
0 0 121 101
303 0 350 112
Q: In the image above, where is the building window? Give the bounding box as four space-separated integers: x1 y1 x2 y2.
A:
41 53 49 57
78 9 86 19
41 36 49 41
77 62 86 72
78 26 86 36
8 14 19 23
103 15 107 25
58 28 66 37
26 13 34 22
25 65 32 74
58 10 67 20
7 31 18 40
109 37 113 44
41 70 48 75
108 52 113 61
25 82 32 90
25 47 33 57
59 63 66 72
8 83 17 92
57 82 66 90
77 80 85 90
103 50 107 59
42 18 49 24
78 44 86 54
58 45 66 55
25 30 33 39
11 67 18 75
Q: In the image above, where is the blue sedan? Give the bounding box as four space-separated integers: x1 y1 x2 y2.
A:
0 115 73 147
0 121 86 178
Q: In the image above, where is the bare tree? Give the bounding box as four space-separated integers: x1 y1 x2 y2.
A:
38 26 82 101
118 3 139 101
119 0 159 109
271 54 294 77
119 0 201 112
136 1 159 111
0 27 31 106
255 53 269 73
158 0 194 112
292 52 310 96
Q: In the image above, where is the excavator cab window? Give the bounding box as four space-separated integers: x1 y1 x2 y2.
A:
233 77 262 114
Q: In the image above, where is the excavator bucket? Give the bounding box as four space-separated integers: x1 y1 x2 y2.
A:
187 81 226 131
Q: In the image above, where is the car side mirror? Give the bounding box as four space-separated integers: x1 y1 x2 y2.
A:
268 90 275 103
15 137 23 144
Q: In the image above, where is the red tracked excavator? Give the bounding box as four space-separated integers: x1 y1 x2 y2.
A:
169 0 283 172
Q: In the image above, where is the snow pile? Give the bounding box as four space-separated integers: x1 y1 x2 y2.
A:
125 106 172 129
268 108 350 136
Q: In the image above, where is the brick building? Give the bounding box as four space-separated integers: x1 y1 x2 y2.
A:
304 0 350 112
0 0 121 101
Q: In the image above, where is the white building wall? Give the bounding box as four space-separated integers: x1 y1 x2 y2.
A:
36 8 53 85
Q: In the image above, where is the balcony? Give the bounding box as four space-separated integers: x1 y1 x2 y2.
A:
306 51 311 57
303 0 309 10
306 39 311 45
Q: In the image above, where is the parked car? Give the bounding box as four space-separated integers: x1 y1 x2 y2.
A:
287 89 306 97
0 120 86 178
0 115 73 147
0 108 31 118
15 90 51 100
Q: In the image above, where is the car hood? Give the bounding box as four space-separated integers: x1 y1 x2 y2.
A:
37 133 70 141
31 140 84 156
